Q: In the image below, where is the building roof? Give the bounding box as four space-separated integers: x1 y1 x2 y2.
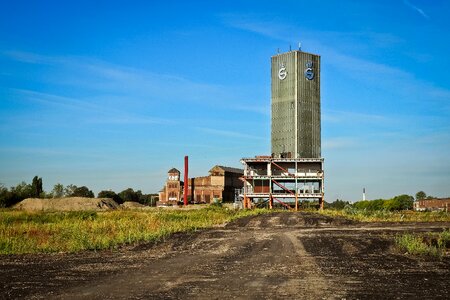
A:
211 165 244 174
168 168 180 174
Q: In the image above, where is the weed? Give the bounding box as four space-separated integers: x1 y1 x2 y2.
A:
318 208 450 222
395 234 439 256
395 229 450 257
0 207 269 254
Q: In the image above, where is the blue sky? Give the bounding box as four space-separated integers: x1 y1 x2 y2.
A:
0 0 449 201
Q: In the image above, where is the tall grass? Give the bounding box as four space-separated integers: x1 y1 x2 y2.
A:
319 207 450 222
0 207 268 254
395 229 450 257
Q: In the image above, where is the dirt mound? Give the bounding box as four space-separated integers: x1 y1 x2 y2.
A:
14 197 119 211
225 212 357 229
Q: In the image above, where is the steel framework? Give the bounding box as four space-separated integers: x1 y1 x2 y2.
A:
239 156 324 210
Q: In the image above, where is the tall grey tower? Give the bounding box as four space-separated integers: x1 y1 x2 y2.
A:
240 49 325 210
271 50 321 158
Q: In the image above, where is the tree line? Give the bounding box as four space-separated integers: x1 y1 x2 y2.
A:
0 176 157 208
325 191 438 211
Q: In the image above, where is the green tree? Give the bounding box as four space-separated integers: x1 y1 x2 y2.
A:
64 184 78 197
1 181 34 207
119 188 139 202
98 190 123 204
326 199 350 210
353 195 413 211
11 181 33 200
31 176 43 198
355 199 376 210
415 191 426 201
390 194 414 210
0 184 11 207
51 183 65 198
71 186 95 198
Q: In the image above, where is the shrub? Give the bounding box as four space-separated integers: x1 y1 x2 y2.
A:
395 229 449 257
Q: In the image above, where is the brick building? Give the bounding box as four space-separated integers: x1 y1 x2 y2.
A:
160 168 182 204
158 165 243 205
414 198 450 212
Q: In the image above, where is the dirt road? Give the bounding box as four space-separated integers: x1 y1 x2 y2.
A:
1 212 449 299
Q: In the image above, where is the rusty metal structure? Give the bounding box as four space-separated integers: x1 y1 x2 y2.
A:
240 49 324 209
183 156 188 206
240 156 324 209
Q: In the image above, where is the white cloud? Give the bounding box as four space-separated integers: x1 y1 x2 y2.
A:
2 50 271 117
0 147 105 159
195 127 264 140
2 50 56 64
14 89 100 111
222 15 450 110
403 0 429 19
11 89 172 125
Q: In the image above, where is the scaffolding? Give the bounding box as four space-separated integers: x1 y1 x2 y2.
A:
239 156 324 210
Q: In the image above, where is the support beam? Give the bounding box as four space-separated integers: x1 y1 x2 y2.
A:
240 157 324 211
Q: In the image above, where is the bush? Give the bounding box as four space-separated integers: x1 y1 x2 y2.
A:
0 182 34 208
395 234 438 256
210 198 223 207
325 199 349 210
395 229 449 257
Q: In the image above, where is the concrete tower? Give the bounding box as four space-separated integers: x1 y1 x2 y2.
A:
271 50 321 158
240 49 324 210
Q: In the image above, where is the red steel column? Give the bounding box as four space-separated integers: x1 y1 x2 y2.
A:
184 156 188 206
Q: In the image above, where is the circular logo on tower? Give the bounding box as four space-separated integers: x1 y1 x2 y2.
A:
304 61 314 80
278 66 287 80
304 68 314 80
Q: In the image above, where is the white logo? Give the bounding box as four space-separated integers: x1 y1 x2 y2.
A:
304 68 314 80
278 64 287 80
305 60 314 80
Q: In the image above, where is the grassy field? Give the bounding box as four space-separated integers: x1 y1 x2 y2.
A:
319 208 450 222
0 207 269 255
2 207 449 255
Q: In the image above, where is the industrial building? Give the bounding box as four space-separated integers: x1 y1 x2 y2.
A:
158 165 243 205
414 198 450 212
240 49 325 209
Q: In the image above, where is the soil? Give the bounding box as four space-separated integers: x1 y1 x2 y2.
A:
14 197 119 211
1 212 449 299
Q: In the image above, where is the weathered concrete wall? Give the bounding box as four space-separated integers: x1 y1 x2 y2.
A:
271 50 321 158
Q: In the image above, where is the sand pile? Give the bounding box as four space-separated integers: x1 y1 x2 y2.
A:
14 197 120 211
